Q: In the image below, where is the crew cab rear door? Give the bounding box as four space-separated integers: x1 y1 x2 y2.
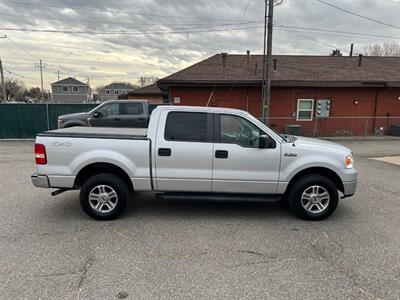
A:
154 110 213 192
212 113 281 194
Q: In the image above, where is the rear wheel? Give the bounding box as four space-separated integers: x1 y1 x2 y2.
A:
287 174 338 220
80 173 129 220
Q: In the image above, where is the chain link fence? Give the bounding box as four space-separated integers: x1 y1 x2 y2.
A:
258 116 400 137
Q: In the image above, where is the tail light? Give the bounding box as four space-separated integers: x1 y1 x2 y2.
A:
35 144 47 165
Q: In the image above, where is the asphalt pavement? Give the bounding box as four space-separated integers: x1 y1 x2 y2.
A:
1 139 399 299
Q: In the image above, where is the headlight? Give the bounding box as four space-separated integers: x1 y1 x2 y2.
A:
58 118 63 129
345 154 354 169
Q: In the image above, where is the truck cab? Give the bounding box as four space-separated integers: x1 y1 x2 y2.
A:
57 100 149 129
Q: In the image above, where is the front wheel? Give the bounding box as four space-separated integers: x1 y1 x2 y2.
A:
80 173 129 220
287 174 339 221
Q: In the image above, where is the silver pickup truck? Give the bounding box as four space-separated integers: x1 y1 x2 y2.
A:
32 106 357 221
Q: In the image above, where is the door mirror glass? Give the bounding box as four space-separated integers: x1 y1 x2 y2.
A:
259 135 275 149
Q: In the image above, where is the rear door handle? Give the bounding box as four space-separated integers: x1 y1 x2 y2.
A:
215 150 228 159
158 148 171 156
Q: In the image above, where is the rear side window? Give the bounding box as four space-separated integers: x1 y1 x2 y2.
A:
165 112 208 142
121 103 144 115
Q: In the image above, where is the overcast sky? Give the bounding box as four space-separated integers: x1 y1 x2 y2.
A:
0 0 399 90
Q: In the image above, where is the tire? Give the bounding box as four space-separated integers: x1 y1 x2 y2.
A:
287 174 339 221
80 173 129 220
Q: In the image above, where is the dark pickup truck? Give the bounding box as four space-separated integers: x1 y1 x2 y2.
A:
57 100 149 129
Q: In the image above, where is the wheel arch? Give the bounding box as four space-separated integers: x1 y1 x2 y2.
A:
286 167 344 194
74 162 134 191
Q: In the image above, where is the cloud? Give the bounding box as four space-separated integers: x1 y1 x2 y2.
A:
0 0 398 89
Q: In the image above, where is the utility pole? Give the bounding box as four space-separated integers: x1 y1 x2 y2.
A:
0 56 6 102
0 34 6 102
261 0 274 124
35 59 46 102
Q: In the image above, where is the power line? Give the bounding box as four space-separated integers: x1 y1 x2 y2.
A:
274 21 350 53
0 13 262 27
3 1 240 22
3 68 30 79
317 0 400 30
0 25 265 35
275 24 400 40
2 23 399 41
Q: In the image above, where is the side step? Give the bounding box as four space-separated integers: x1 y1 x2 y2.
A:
156 192 282 203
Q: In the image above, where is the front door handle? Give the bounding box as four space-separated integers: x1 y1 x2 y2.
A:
215 150 228 159
158 148 171 156
114 118 121 121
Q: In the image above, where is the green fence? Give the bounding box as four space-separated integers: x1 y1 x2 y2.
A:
0 103 159 139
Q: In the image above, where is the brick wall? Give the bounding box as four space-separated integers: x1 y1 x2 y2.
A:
169 86 400 135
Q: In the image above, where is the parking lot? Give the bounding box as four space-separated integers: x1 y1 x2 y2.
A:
1 139 400 300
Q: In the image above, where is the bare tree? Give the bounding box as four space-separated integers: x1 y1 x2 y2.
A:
138 77 158 87
364 42 400 56
5 79 25 101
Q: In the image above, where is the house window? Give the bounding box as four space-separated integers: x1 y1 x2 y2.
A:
62 86 68 92
106 90 110 95
73 86 78 92
114 90 119 95
297 99 314 121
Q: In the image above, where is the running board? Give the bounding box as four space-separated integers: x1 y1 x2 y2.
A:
156 192 282 203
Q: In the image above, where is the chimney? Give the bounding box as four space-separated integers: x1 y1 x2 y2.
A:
246 50 250 64
358 54 363 67
350 43 354 58
221 52 228 68
273 58 277 72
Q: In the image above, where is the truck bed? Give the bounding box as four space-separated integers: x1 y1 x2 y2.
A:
39 127 148 140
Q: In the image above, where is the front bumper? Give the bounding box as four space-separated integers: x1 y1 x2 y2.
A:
343 180 357 197
31 173 50 188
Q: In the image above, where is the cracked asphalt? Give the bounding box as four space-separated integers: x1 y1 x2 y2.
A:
1 139 399 300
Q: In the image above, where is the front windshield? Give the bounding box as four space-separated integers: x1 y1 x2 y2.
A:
89 102 107 114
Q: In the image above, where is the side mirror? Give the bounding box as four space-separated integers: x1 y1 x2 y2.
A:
92 112 101 118
259 135 275 149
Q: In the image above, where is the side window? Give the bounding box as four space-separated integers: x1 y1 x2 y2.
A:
220 114 263 148
97 103 119 117
297 99 314 121
121 103 144 115
165 112 208 142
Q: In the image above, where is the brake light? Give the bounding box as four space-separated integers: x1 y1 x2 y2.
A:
35 144 47 165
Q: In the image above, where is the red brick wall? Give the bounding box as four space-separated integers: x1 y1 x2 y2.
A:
169 86 400 136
